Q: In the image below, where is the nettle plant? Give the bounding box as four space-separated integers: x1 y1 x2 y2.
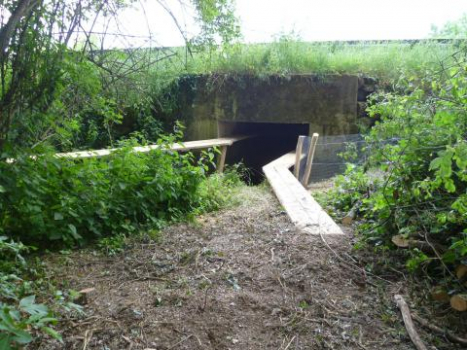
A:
0 295 61 349
0 237 62 349
0 132 213 247
0 128 239 346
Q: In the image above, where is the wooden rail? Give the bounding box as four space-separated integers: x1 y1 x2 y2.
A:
53 136 248 172
57 137 243 158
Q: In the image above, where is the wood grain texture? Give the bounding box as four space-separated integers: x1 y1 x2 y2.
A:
263 151 343 235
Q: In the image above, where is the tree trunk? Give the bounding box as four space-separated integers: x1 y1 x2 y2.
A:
0 0 40 62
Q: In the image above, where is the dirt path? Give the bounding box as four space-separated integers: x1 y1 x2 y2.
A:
33 186 457 349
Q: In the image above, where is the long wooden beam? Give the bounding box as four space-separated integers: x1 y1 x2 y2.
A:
56 136 248 159
263 152 343 235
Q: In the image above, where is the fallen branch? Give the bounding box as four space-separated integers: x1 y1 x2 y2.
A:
394 294 428 350
430 286 450 302
450 294 467 312
391 235 446 253
412 314 467 346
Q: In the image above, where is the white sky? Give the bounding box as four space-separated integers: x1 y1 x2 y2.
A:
96 0 467 48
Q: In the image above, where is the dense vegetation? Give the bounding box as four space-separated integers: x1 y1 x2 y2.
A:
0 142 243 347
0 0 242 347
319 42 467 299
152 39 456 81
1 0 467 345
1 136 215 247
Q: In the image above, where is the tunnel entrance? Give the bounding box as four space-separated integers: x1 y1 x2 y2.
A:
218 121 309 183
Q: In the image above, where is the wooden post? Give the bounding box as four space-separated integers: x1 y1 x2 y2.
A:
217 146 228 173
301 133 319 187
293 136 306 179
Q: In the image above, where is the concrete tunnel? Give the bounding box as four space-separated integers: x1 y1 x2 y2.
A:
177 74 366 182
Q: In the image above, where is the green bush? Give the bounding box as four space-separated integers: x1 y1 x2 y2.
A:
323 48 467 288
0 237 62 349
319 164 374 215
0 135 210 247
0 133 246 347
196 163 247 212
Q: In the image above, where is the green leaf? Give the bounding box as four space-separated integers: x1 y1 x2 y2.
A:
433 111 456 127
0 334 13 350
68 224 82 240
42 327 63 342
54 212 64 221
19 296 48 316
442 250 457 264
11 329 33 344
444 179 456 193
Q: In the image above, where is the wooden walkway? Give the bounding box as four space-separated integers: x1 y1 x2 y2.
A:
263 152 343 235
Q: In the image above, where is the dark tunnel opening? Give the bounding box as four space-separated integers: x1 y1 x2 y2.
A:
218 121 309 183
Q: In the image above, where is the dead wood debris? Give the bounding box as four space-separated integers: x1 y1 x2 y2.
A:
412 313 467 346
35 186 467 350
394 294 427 350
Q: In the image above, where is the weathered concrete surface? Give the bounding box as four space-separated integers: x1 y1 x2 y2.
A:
177 74 359 140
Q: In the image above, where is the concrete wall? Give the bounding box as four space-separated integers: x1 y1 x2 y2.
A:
175 74 360 141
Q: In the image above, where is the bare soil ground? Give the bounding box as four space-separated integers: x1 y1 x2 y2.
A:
33 185 466 349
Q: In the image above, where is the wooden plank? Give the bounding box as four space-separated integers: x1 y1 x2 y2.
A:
264 165 314 227
266 166 317 228
56 136 249 160
217 146 228 173
266 152 297 169
263 150 343 235
301 133 319 186
293 136 306 178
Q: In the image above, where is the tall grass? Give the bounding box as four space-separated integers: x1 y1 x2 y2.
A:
146 40 457 85
107 39 458 115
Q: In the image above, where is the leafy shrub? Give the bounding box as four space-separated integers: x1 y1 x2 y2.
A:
319 164 374 215
324 49 467 289
196 163 247 212
0 134 246 346
0 237 61 349
97 234 127 256
0 295 61 349
0 134 210 247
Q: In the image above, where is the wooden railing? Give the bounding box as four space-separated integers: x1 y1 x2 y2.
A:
56 136 249 172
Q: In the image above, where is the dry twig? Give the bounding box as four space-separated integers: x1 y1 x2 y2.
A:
316 222 386 288
394 294 427 350
413 313 467 346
